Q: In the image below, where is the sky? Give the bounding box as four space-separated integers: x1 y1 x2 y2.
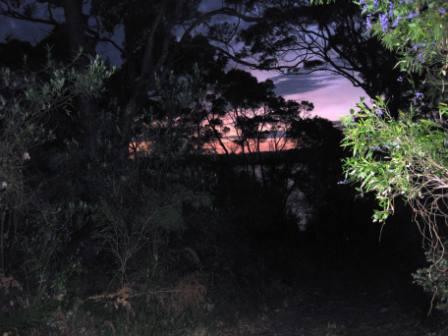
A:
0 3 368 122
198 0 368 121
250 70 366 121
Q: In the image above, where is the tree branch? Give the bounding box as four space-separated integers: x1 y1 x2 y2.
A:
0 1 58 26
180 7 260 43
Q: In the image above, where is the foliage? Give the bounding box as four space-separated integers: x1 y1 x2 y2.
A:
229 0 410 111
341 103 448 314
318 0 448 312
311 0 447 71
3 0 445 332
353 0 448 109
354 0 448 75
342 99 448 224
414 241 448 313
0 55 113 276
0 53 217 334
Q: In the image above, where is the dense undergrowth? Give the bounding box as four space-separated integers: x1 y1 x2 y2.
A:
1 93 443 334
2 0 448 334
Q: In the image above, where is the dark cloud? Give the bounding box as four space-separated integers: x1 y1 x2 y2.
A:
271 72 340 96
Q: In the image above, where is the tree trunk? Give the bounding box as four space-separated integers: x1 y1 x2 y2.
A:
63 0 101 184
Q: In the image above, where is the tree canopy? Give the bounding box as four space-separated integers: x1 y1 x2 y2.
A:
320 0 448 312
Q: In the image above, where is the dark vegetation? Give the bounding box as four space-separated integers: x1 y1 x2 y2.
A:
0 0 446 334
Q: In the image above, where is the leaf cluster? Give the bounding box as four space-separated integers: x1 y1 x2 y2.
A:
342 98 448 222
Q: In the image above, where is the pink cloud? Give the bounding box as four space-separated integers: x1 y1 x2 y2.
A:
249 69 368 121
284 76 367 121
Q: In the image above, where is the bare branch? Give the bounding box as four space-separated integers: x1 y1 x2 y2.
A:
180 7 260 43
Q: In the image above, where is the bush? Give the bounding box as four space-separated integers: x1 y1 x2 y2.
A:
0 55 112 294
414 242 448 313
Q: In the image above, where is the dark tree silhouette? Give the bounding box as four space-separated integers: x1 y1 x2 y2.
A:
206 0 416 114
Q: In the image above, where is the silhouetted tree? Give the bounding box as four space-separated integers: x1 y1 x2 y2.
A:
206 0 417 114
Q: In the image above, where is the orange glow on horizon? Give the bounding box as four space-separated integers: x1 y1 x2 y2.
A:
129 137 298 158
203 138 297 155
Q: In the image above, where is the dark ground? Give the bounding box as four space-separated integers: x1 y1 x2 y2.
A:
2 153 447 335
186 213 448 336
165 155 448 336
